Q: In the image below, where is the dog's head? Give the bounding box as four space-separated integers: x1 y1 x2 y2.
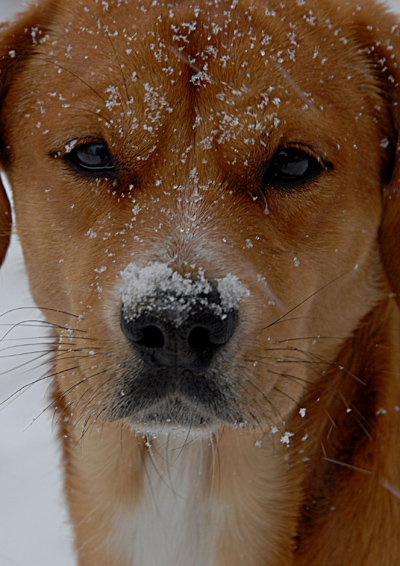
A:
0 0 399 435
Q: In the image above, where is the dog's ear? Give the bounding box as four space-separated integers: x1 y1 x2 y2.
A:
0 175 10 266
0 2 59 267
352 3 400 300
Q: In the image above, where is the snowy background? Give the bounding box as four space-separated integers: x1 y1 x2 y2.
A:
1 0 400 564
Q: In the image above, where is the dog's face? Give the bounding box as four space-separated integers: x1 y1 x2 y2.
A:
0 0 398 434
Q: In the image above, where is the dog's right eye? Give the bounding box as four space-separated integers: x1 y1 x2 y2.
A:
62 139 116 176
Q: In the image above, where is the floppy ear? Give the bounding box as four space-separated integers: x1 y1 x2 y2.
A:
353 3 400 300
0 19 16 268
0 175 10 266
0 2 58 268
380 134 400 300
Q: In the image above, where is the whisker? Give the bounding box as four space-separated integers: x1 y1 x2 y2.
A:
274 336 348 344
341 402 374 441
323 457 372 476
209 429 222 498
136 435 160 513
65 104 110 122
76 375 115 423
239 378 284 425
76 404 111 444
264 272 350 331
0 305 79 319
272 385 299 406
256 344 367 386
145 437 180 496
0 350 51 378
103 24 131 106
275 62 319 113
48 369 111 430
0 342 62 356
263 365 326 393
169 46 215 84
0 320 86 345
35 57 107 105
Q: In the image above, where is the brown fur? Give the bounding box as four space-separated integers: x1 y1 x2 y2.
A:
1 0 400 564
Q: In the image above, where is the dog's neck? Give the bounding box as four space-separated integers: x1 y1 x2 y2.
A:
112 433 220 566
67 425 300 566
111 430 300 566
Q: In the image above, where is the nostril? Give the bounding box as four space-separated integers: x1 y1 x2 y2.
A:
187 310 238 351
120 311 166 349
139 325 165 349
187 326 212 351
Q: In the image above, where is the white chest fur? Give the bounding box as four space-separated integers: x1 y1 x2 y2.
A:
111 434 220 566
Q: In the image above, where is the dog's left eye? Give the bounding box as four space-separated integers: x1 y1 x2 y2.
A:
262 145 328 189
63 140 116 176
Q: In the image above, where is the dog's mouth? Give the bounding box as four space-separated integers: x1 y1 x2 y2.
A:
109 367 243 429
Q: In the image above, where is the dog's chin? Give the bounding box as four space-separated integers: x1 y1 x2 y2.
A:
132 396 214 428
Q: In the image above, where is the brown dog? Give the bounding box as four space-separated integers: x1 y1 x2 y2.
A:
1 0 400 564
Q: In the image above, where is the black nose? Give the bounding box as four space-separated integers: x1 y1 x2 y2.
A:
120 301 238 372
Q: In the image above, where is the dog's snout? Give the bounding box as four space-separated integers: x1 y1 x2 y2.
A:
120 306 238 372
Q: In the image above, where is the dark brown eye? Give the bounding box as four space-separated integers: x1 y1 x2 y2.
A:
262 145 328 189
63 140 116 176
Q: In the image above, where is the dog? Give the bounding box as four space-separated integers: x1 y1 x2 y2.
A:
1 0 400 563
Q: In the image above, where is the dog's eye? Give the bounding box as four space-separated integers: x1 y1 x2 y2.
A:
262 145 327 189
63 140 116 176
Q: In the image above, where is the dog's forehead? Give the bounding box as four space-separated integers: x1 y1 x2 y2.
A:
34 0 374 121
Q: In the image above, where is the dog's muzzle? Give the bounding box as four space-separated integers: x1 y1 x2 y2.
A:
112 262 249 426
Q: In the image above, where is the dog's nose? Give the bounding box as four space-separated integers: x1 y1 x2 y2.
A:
120 304 238 372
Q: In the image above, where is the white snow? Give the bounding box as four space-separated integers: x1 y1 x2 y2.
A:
280 431 294 446
216 272 250 309
120 261 249 326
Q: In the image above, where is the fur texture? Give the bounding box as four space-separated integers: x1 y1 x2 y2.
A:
1 0 400 564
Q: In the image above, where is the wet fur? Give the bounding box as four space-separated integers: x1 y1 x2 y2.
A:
1 0 400 564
